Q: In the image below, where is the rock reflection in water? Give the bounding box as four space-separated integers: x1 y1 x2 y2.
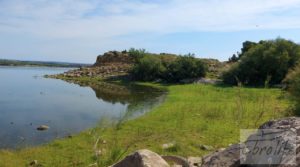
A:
79 82 166 122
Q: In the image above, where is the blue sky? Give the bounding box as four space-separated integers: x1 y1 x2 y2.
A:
1 0 300 63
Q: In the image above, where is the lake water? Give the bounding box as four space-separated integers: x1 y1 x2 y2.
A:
0 66 165 149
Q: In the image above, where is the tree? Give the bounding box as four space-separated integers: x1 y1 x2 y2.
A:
228 54 238 62
240 41 257 59
228 41 258 62
222 38 300 86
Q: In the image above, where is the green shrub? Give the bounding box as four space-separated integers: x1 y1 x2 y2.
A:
222 63 240 85
284 64 300 113
222 38 300 86
130 52 207 82
131 55 166 81
128 48 147 62
164 55 207 82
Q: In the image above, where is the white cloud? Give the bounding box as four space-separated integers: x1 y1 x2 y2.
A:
1 0 300 63
1 0 300 39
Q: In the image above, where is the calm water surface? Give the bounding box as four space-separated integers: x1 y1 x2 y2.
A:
0 66 165 149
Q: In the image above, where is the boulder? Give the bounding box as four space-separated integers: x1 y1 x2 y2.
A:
37 125 49 131
259 117 300 167
201 144 241 167
201 117 300 167
111 149 170 167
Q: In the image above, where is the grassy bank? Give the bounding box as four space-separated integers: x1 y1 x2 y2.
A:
0 83 292 167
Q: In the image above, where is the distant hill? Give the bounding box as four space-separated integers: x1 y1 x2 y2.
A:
0 59 91 68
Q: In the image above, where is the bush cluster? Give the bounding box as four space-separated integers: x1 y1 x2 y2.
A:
284 64 300 113
130 55 166 81
163 55 207 82
128 48 147 62
223 38 300 86
129 49 207 82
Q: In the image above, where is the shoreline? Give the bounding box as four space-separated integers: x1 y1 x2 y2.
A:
0 75 292 166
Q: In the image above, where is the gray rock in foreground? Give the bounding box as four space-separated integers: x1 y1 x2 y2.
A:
202 144 241 167
202 117 300 167
110 149 170 167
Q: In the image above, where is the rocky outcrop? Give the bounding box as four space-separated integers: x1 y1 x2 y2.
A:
111 149 170 167
94 51 133 66
58 65 131 78
47 51 134 79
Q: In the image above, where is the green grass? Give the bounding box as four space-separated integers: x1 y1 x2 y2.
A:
0 84 292 167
